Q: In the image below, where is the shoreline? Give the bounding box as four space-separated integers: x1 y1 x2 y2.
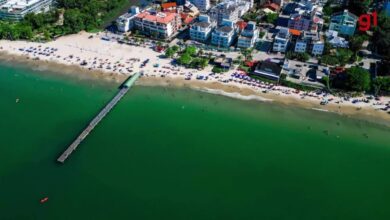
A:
1 32 389 127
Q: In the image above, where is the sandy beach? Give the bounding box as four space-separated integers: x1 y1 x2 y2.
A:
1 31 390 124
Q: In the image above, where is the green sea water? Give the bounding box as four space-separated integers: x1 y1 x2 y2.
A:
1 63 390 220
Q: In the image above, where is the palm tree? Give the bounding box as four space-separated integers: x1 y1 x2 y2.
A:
237 55 243 65
322 76 331 92
198 49 204 57
241 48 252 61
207 52 213 60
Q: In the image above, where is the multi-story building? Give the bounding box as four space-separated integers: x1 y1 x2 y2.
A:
237 21 259 48
190 15 216 42
311 40 324 56
293 31 324 55
209 0 252 25
294 40 307 53
288 13 312 31
116 6 140 32
273 27 290 52
329 9 358 36
325 30 349 48
134 11 182 39
190 0 210 11
211 19 237 47
0 0 54 21
287 11 323 32
253 61 282 80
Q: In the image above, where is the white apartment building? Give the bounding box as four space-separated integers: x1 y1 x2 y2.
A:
209 0 252 25
211 19 237 47
190 0 210 11
273 27 290 52
0 0 54 21
116 6 140 32
190 15 216 42
133 11 182 39
237 21 259 48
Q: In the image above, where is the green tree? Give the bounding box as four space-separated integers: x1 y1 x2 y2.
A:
372 12 390 60
63 9 86 33
18 25 33 39
177 53 192 66
321 55 339 66
237 55 243 65
241 48 252 61
345 66 371 92
198 49 204 57
336 48 354 66
322 76 331 92
372 76 390 96
347 0 371 16
349 35 367 56
43 29 51 41
165 47 176 58
265 13 278 24
184 46 197 56
323 6 332 17
171 45 179 52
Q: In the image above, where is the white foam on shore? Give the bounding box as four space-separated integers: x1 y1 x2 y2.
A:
194 87 274 102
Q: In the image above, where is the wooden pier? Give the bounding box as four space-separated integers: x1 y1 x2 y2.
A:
57 72 141 163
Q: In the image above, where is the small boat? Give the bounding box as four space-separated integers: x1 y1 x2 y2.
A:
15 98 19 103
40 197 49 204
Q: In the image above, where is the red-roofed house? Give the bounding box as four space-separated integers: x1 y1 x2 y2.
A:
264 3 280 12
289 29 301 36
180 13 194 25
134 11 182 39
161 2 177 11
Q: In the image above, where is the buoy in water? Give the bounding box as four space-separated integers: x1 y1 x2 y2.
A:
40 197 49 204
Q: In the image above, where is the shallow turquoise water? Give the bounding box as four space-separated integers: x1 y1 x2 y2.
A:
0 63 389 219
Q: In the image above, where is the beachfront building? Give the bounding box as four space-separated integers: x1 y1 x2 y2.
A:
329 10 358 36
190 15 216 42
253 61 282 80
0 0 54 21
311 40 324 56
325 30 349 48
190 0 210 11
303 31 323 55
294 40 307 53
273 27 290 53
133 10 182 39
293 31 324 55
211 19 237 47
209 0 253 25
237 21 259 48
116 6 140 32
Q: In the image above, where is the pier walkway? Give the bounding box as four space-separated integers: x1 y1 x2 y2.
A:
57 72 141 163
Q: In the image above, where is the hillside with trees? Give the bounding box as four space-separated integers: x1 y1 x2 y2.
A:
0 0 135 41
